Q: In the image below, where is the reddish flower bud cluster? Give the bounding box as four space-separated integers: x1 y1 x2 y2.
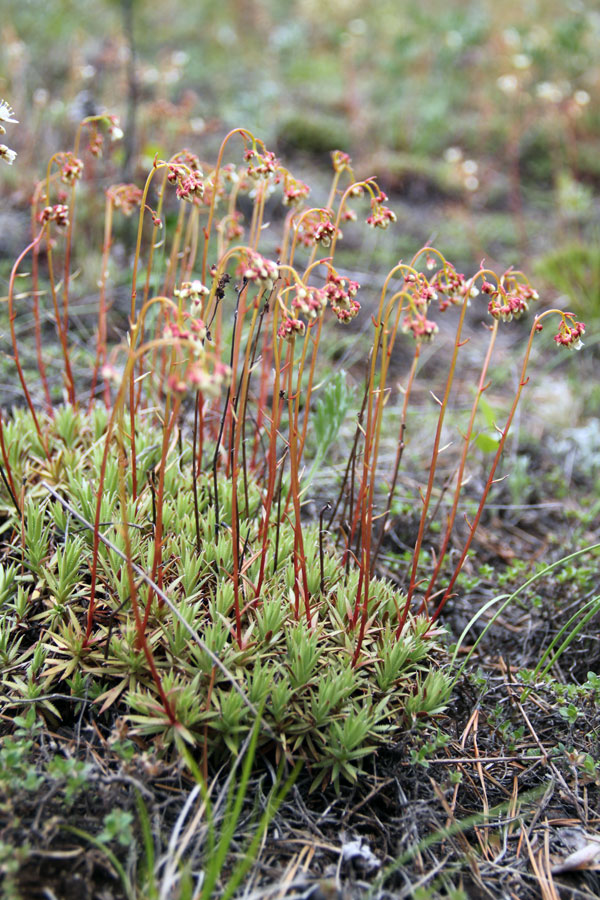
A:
324 271 360 324
163 311 208 358
277 316 306 341
167 157 205 203
366 191 397 230
331 150 352 173
168 360 231 396
294 212 341 248
244 147 280 181
313 220 339 247
87 131 104 157
59 153 84 186
401 312 439 343
282 176 310 207
486 278 539 323
177 170 205 203
243 251 279 292
431 265 479 311
38 204 69 228
554 317 585 351
107 183 143 217
291 284 327 319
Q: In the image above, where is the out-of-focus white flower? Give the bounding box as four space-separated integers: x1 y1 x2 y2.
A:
33 88 49 106
444 146 463 164
446 30 463 49
171 50 189 67
497 74 519 95
512 53 531 69
462 159 478 175
0 144 17 165
574 90 590 106
465 175 479 191
536 81 564 103
0 100 18 124
503 27 521 48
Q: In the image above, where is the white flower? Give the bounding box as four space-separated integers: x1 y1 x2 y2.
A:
574 90 590 106
512 53 531 69
0 100 18 125
536 81 563 103
0 144 17 165
444 146 463 164
497 74 519 95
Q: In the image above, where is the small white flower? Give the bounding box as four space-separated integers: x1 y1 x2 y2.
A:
512 53 531 69
536 81 563 103
0 144 17 165
574 90 590 106
444 146 463 164
497 74 519 95
0 100 18 124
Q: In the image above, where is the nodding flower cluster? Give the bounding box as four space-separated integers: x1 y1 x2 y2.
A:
554 316 585 351
168 360 231 396
167 153 205 203
242 250 279 293
331 150 352 173
218 210 244 242
107 183 143 217
313 220 339 247
401 312 439 342
291 284 327 319
431 264 480 311
401 265 479 343
277 315 306 341
58 153 84 185
323 271 360 323
294 212 342 248
174 280 210 310
282 175 310 207
244 147 280 181
482 278 539 322
366 191 397 229
0 99 18 166
38 204 70 228
163 313 207 346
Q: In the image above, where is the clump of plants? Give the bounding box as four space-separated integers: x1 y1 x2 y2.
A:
0 109 586 788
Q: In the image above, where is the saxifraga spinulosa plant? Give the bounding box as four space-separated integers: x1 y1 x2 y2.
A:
0 113 587 789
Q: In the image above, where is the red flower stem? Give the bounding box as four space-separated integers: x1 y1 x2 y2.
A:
7 233 50 456
402 271 483 619
419 320 499 611
116 433 175 723
427 312 556 625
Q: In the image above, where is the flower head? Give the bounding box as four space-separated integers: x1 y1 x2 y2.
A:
554 317 585 351
108 183 143 216
243 250 279 292
244 147 280 181
0 100 18 126
277 315 306 341
174 280 210 309
402 312 439 343
291 284 327 319
323 271 361 323
366 192 397 230
38 204 69 228
0 144 17 165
